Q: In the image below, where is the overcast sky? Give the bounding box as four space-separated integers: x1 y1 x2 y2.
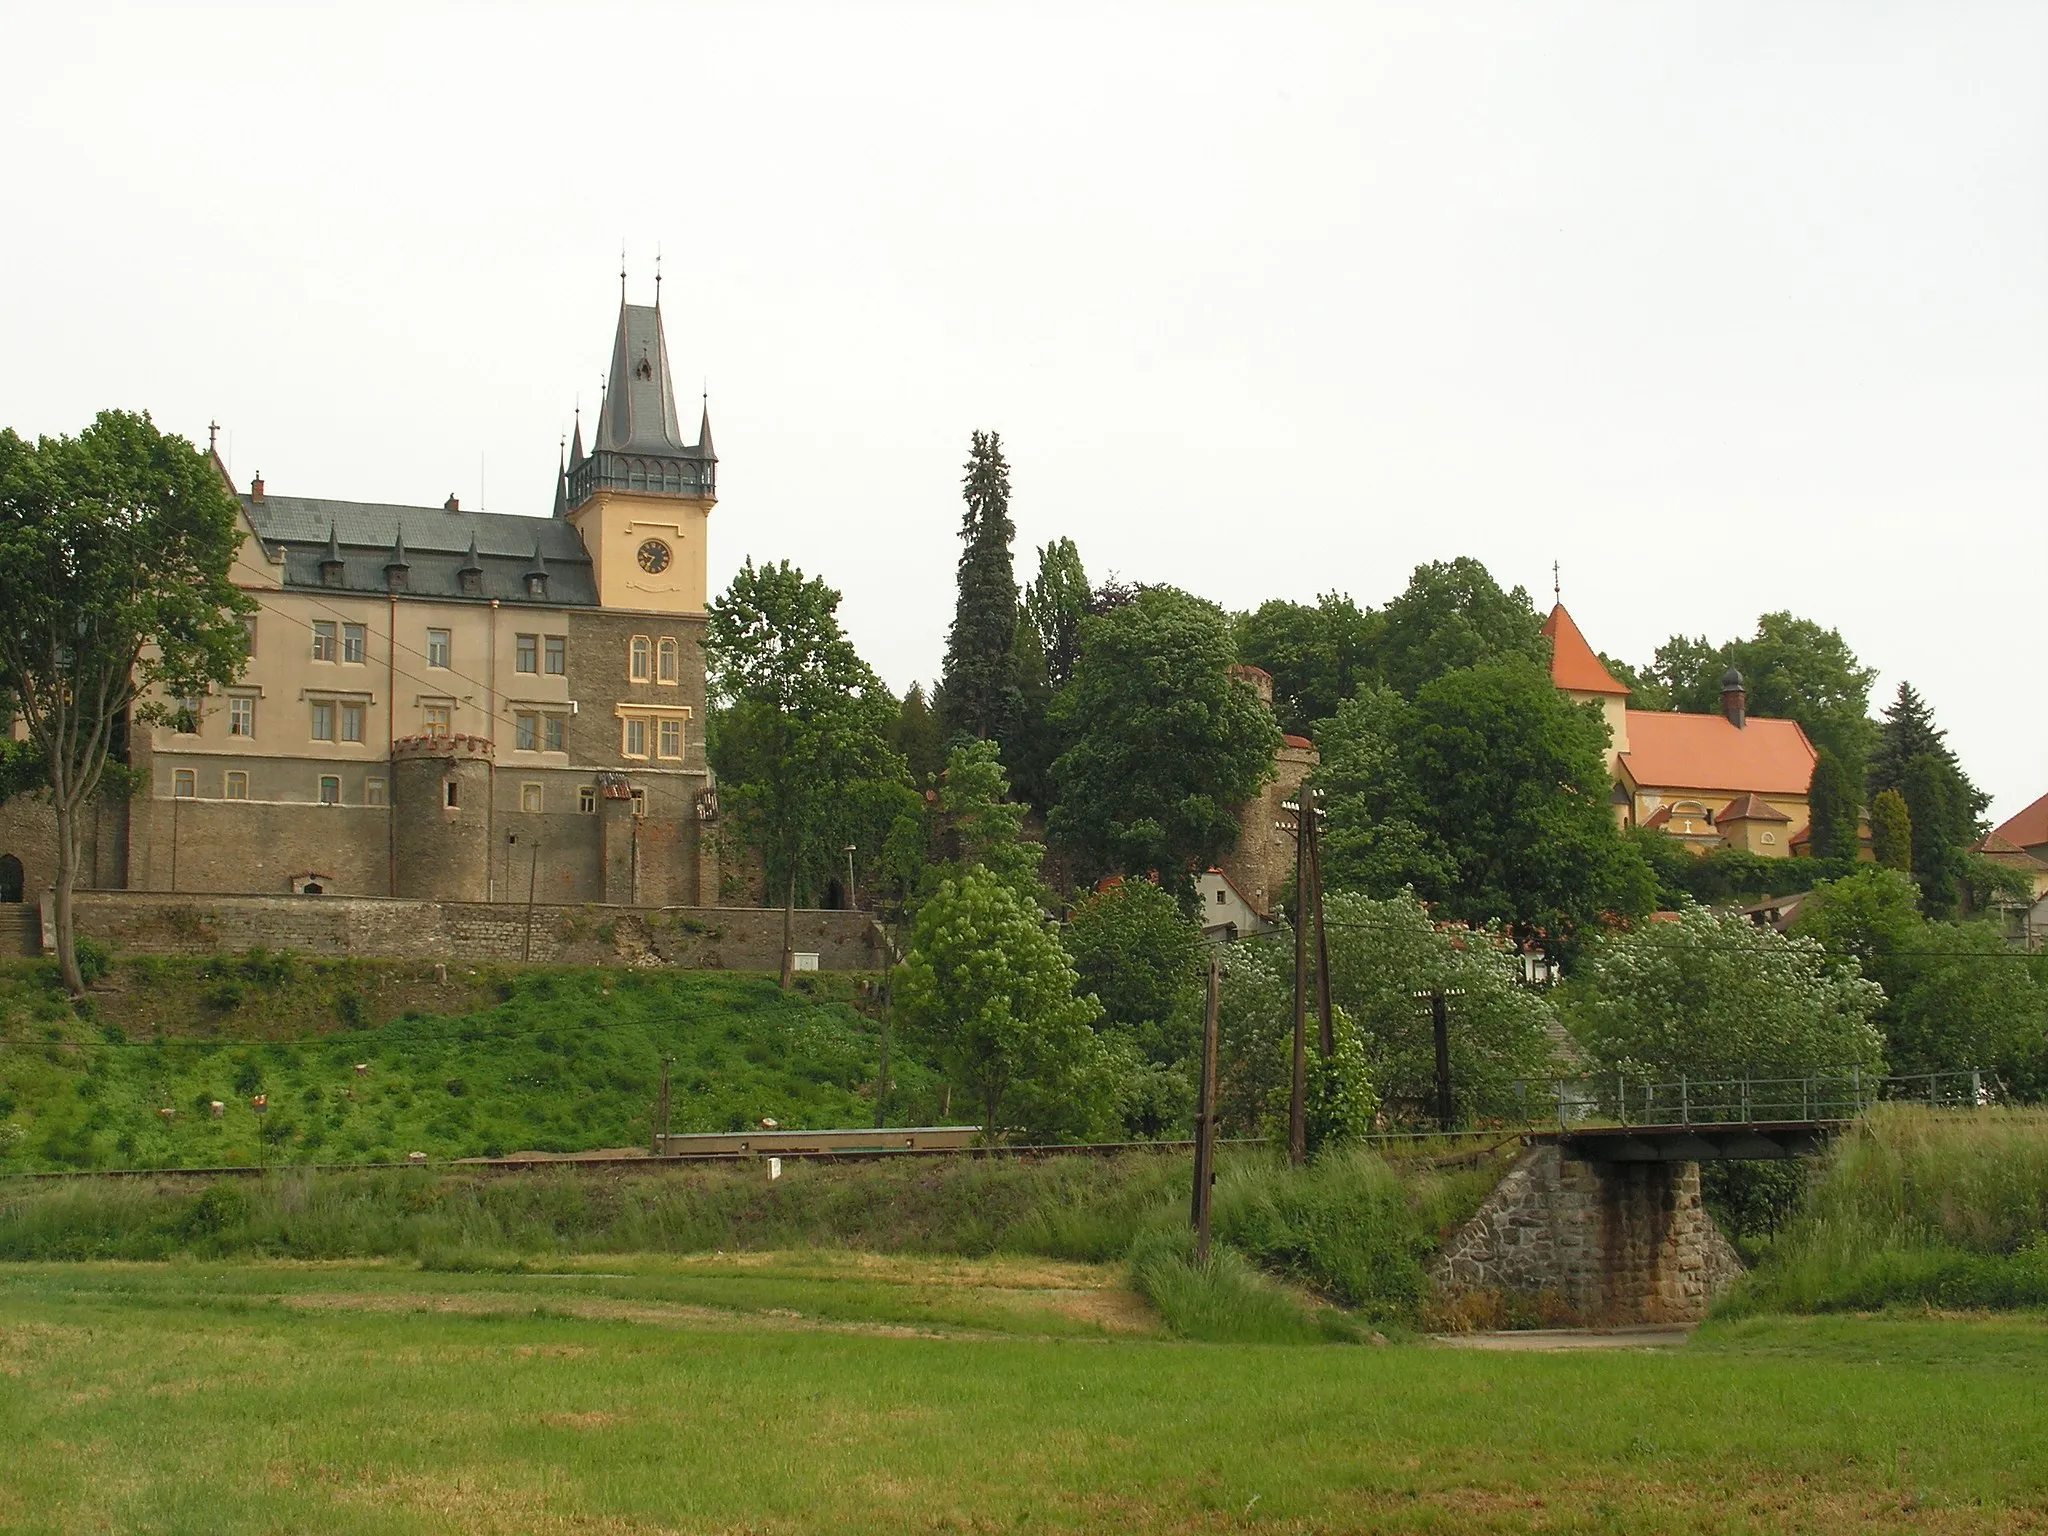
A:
4 2 2042 820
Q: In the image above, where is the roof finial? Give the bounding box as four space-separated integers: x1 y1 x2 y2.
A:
207 420 220 452
654 245 662 306
1552 560 1561 604
620 242 627 300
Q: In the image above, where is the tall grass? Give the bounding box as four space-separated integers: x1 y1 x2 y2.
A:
1126 1227 1348 1343
1731 1105 2048 1314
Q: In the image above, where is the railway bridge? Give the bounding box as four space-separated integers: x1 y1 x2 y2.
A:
1431 1071 1982 1325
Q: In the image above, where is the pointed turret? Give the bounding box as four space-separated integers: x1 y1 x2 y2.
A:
384 525 411 591
697 397 715 460
563 284 716 515
552 443 569 519
456 532 484 597
569 409 585 468
319 523 345 588
523 539 550 600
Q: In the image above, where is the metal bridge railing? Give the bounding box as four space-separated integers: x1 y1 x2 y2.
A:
1513 1068 1987 1133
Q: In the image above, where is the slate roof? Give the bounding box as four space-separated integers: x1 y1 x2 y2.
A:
1542 604 1631 697
242 493 597 606
595 302 708 459
1619 710 1817 797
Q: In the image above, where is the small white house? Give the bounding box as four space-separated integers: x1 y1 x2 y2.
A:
1195 867 1269 942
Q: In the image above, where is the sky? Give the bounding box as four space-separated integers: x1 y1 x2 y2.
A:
3 2 2043 820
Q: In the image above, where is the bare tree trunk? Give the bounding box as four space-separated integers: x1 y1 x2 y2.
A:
53 801 82 996
779 869 796 990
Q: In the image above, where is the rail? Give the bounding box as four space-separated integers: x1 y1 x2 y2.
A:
1514 1068 1987 1132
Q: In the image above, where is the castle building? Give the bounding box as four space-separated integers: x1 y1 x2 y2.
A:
1543 604 1817 857
1 284 726 907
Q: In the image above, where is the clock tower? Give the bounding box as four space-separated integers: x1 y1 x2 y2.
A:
560 281 716 615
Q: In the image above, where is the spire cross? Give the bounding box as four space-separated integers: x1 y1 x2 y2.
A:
1552 560 1561 603
654 245 662 305
207 420 220 451
620 242 627 299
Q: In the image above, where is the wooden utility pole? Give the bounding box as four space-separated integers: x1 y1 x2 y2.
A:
1289 790 1311 1166
1191 954 1222 1262
874 967 894 1130
1431 990 1452 1131
652 1053 674 1155
1304 788 1334 1058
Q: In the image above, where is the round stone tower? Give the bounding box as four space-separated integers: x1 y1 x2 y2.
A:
392 733 495 901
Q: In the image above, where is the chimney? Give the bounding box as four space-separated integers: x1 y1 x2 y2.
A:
1720 668 1747 729
445 494 460 512
250 473 265 503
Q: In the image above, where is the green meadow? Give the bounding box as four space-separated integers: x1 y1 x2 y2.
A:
4 1258 2047 1533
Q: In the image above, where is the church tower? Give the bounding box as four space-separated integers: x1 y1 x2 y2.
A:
563 278 717 613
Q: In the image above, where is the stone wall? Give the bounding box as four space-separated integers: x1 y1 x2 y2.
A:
1431 1142 1745 1325
53 890 884 972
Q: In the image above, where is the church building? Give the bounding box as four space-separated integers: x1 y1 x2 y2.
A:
1 282 728 907
1543 604 1817 857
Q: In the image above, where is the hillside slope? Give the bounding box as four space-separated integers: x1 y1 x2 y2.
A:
0 957 943 1171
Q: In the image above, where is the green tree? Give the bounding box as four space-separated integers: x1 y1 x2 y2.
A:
1234 592 1382 735
1644 612 1877 772
1807 747 1861 862
1065 879 1205 1064
1563 904 1886 1079
1903 752 1973 918
925 740 1044 907
1794 868 2047 1092
889 682 946 786
1311 683 1453 898
1869 681 1987 821
1870 788 1913 874
896 866 1107 1141
1218 891 1559 1133
705 559 906 982
1400 657 1655 953
1046 587 1278 891
1021 537 1090 692
939 430 1020 743
0 412 254 994
1374 558 1545 699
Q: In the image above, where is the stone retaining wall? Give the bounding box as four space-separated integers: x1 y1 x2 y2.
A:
46 891 883 973
1431 1143 1745 1325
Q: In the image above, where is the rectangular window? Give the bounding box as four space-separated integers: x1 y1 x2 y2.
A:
544 636 565 676
224 770 248 800
312 621 337 661
240 614 257 657
521 782 543 814
544 714 564 753
426 629 451 669
516 634 538 674
342 623 367 664
423 703 451 737
629 636 650 682
578 786 597 814
310 701 335 741
228 697 255 737
443 780 459 808
172 768 196 798
341 702 365 743
623 717 648 757
515 712 538 751
319 775 341 805
630 788 647 819
657 637 678 684
365 777 386 807
173 697 202 734
658 718 682 759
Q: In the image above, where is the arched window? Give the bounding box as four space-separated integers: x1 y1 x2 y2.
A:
657 637 678 685
629 636 650 682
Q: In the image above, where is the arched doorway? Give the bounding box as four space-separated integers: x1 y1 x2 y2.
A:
0 854 22 904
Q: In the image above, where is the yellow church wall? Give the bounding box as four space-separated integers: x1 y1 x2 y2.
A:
571 491 712 614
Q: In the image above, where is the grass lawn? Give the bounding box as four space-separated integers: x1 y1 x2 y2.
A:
5 1260 2048 1533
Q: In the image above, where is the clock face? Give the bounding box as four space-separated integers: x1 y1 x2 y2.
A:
636 539 673 575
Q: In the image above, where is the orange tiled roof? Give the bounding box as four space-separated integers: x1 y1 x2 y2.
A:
1281 734 1314 750
1542 604 1630 697
1717 792 1790 824
1991 791 2048 852
1619 710 1816 797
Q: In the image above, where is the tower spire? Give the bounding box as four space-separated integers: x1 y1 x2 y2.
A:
1553 560 1561 604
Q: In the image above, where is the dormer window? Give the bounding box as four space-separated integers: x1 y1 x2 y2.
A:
459 568 483 596
526 573 548 599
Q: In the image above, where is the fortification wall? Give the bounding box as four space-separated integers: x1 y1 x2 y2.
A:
53 891 884 972
1431 1142 1745 1325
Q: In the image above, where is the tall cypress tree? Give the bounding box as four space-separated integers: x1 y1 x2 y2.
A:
1807 747 1861 862
1869 787 1913 873
940 430 1020 743
1903 752 1970 918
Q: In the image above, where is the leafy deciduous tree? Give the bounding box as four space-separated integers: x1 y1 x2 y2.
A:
1642 613 1877 774
1374 558 1545 699
924 740 1044 908
895 866 1106 1142
1234 592 1382 736
0 412 253 994
1047 587 1278 892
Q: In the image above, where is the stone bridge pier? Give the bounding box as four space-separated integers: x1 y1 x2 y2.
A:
1430 1143 1746 1325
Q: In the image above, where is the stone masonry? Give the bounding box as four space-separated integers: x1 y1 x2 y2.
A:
49 890 884 973
1431 1142 1745 1325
